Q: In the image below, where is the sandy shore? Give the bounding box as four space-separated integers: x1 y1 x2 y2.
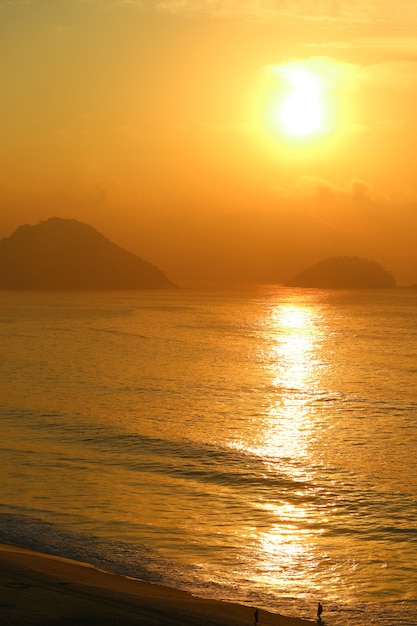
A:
0 543 313 626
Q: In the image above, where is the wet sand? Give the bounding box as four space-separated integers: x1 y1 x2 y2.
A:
0 543 313 625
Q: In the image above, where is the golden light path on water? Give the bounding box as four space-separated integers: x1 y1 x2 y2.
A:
263 301 322 459
249 298 331 598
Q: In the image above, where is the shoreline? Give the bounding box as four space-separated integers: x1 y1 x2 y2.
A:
0 542 313 625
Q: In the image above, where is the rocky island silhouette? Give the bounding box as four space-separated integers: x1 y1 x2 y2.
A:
286 256 396 289
0 218 176 290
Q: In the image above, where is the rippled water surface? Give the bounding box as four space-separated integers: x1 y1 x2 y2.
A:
1 288 416 625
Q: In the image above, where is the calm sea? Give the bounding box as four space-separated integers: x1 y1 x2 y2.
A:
1 288 416 625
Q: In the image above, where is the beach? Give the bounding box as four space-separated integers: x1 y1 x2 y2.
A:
0 544 313 626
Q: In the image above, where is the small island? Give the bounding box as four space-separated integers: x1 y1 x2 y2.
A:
0 217 176 290
285 256 396 289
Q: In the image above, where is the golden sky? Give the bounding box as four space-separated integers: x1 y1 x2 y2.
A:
1 0 417 285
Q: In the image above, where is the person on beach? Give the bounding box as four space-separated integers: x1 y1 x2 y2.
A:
254 607 259 625
317 601 323 621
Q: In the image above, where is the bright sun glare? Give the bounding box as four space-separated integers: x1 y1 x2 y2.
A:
278 67 324 136
258 61 335 140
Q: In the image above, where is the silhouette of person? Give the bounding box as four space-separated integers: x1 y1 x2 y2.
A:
254 608 259 625
317 602 323 621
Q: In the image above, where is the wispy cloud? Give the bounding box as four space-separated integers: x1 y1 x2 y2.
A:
51 0 417 45
291 176 386 203
4 0 416 34
149 0 417 30
75 0 416 24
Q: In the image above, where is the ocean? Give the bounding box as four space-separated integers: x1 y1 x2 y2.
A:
1 287 416 625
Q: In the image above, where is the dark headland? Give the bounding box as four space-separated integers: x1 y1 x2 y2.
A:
286 256 396 289
0 218 176 289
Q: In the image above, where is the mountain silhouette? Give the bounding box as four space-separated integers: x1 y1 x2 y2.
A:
0 218 176 289
286 256 396 289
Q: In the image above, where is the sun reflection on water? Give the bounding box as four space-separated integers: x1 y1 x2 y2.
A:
249 297 328 595
260 300 325 460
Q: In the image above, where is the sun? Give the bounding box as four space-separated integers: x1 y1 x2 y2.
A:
256 61 334 140
278 67 324 136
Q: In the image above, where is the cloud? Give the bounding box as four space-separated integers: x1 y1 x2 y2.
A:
4 0 417 41
358 60 417 89
74 0 417 30
348 178 381 202
291 176 385 202
149 0 417 31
